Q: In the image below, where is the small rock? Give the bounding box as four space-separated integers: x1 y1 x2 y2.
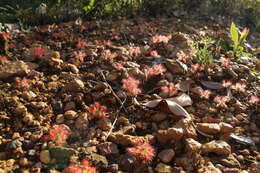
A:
197 161 222 173
156 127 183 144
19 157 29 166
196 123 221 135
171 167 186 173
64 101 76 111
109 133 139 146
56 114 65 124
185 138 202 153
0 168 6 173
155 163 172 173
249 162 260 173
158 149 175 163
6 139 22 150
220 122 234 134
75 113 88 129
40 150 51 164
202 140 231 155
218 154 241 168
49 58 63 68
21 91 37 101
175 117 197 139
165 59 187 74
152 112 168 122
97 142 119 155
67 64 79 73
63 79 84 92
64 110 78 119
97 117 112 131
223 168 240 173
119 154 135 171
256 59 260 70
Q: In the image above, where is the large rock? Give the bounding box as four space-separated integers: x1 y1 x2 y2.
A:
196 123 221 135
202 140 231 155
0 61 38 79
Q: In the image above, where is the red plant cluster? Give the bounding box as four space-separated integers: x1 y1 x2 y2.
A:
214 96 230 108
220 57 230 68
222 80 232 88
197 88 211 99
101 49 117 61
177 51 190 62
87 102 107 120
151 34 172 44
74 51 86 62
31 47 46 58
248 95 259 104
150 50 160 57
122 76 142 96
15 77 30 89
63 159 97 173
42 124 71 146
126 140 155 163
232 82 246 93
161 83 179 97
144 64 166 77
129 46 141 57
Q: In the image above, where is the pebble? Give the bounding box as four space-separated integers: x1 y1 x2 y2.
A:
67 64 79 73
158 149 175 163
63 79 84 92
39 150 51 164
155 163 172 173
55 114 65 124
6 139 22 150
19 157 29 166
97 118 112 131
97 142 119 155
202 140 231 155
64 110 78 119
196 123 221 135
64 101 76 111
220 122 234 134
119 154 135 171
151 112 168 122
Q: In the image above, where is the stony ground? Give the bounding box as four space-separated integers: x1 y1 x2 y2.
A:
0 17 259 173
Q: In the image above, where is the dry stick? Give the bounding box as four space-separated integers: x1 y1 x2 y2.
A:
104 98 126 142
99 70 128 113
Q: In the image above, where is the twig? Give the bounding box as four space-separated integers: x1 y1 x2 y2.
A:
99 70 128 113
104 98 126 141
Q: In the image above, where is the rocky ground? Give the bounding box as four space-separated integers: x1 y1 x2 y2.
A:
0 17 259 173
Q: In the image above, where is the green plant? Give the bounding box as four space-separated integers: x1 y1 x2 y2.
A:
191 37 213 67
229 22 249 57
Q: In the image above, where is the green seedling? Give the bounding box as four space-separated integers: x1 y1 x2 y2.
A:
230 22 249 57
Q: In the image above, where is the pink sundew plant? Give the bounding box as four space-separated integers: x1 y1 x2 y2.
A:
15 77 30 89
214 95 230 108
144 64 166 77
113 62 125 71
74 51 86 62
222 80 232 88
122 77 142 97
220 57 230 68
198 88 211 99
151 34 172 44
232 82 246 92
87 102 107 120
0 56 8 63
31 47 46 58
126 140 155 164
177 51 190 62
248 95 259 104
63 159 97 173
101 49 117 61
150 50 160 57
161 83 179 97
43 124 71 146
76 40 87 49
129 46 141 57
191 63 204 74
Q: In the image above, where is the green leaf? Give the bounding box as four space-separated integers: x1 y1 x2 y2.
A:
239 28 249 45
230 22 239 46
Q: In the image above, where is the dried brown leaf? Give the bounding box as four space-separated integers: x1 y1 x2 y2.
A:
167 93 192 106
200 81 223 89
